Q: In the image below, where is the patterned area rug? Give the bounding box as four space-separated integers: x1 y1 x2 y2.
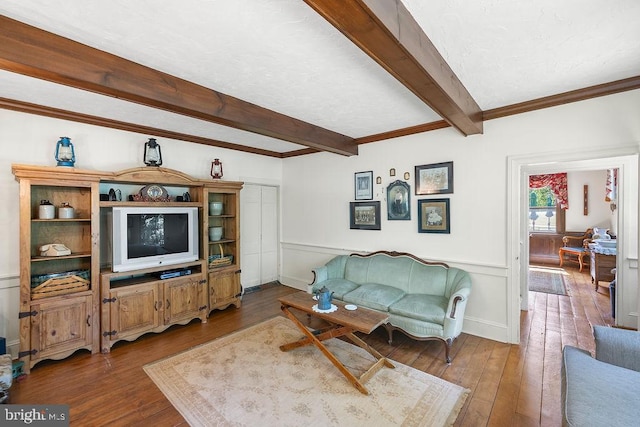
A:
144 316 469 427
529 266 569 295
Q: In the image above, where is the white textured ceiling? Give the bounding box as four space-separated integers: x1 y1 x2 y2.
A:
1 0 639 155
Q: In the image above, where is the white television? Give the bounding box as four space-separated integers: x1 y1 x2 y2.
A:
112 206 199 272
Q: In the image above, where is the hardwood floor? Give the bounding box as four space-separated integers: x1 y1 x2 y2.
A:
7 269 615 426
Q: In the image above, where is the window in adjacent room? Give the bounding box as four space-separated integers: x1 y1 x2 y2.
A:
529 187 555 231
528 173 567 233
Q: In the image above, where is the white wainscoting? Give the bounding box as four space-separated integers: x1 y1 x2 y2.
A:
279 242 512 344
0 275 20 358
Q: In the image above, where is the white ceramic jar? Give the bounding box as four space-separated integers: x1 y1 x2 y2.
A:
58 202 75 219
38 200 55 219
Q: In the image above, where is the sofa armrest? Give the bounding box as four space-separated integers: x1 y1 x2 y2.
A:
447 287 471 319
593 326 640 372
311 266 328 286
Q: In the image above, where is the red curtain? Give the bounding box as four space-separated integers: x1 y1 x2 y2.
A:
529 173 568 209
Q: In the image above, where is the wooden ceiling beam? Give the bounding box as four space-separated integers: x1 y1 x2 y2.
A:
0 15 357 156
483 75 640 121
0 97 285 158
304 0 483 136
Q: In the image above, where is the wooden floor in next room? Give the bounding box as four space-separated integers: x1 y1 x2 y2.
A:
8 266 615 426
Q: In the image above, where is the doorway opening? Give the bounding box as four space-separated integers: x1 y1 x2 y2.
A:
508 149 638 344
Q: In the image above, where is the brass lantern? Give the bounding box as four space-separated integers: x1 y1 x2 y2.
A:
210 158 223 179
143 138 162 166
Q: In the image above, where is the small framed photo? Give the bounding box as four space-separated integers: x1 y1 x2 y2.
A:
350 201 381 230
354 171 373 200
387 180 410 220
418 198 450 234
415 161 453 195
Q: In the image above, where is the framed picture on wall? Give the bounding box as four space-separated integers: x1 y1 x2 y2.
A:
387 180 410 220
354 171 373 200
415 161 453 195
418 198 450 233
350 201 381 230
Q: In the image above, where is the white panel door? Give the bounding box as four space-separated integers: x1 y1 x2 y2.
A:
241 185 262 288
260 186 278 283
240 184 279 289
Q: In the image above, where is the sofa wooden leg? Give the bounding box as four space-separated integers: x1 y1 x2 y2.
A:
445 338 453 364
384 324 394 345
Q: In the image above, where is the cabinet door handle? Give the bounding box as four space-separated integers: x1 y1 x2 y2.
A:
166 299 170 309
154 301 159 311
86 315 91 327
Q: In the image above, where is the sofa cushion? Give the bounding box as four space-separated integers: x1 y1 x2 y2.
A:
343 283 405 311
562 345 640 426
389 294 448 325
311 278 360 300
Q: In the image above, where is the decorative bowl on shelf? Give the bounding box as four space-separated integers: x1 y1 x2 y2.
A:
209 226 223 241
209 202 223 215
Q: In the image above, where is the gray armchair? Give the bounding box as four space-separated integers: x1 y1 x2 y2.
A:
561 326 640 426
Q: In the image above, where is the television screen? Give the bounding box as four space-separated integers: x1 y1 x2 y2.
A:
111 206 198 272
127 213 189 258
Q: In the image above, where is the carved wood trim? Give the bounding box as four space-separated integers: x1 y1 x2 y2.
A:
106 167 203 185
349 250 449 268
449 295 463 319
11 163 103 182
382 323 453 363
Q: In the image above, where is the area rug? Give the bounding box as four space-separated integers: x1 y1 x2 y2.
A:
529 266 569 295
144 316 469 427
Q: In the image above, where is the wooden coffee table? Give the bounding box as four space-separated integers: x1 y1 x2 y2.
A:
278 291 394 395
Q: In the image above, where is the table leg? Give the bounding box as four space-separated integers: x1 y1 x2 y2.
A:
279 305 370 394
345 333 395 369
279 326 351 351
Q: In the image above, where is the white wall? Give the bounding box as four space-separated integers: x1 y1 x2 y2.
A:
280 89 640 343
0 110 283 356
565 170 616 233
1 90 639 354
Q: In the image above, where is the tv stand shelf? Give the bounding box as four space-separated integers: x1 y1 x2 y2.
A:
100 260 207 353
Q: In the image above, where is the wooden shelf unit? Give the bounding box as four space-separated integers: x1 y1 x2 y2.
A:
204 182 243 312
13 164 102 373
13 164 244 368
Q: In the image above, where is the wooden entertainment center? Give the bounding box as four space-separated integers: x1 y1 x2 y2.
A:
13 164 243 372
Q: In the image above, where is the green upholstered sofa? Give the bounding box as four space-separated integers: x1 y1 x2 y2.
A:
310 251 472 363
